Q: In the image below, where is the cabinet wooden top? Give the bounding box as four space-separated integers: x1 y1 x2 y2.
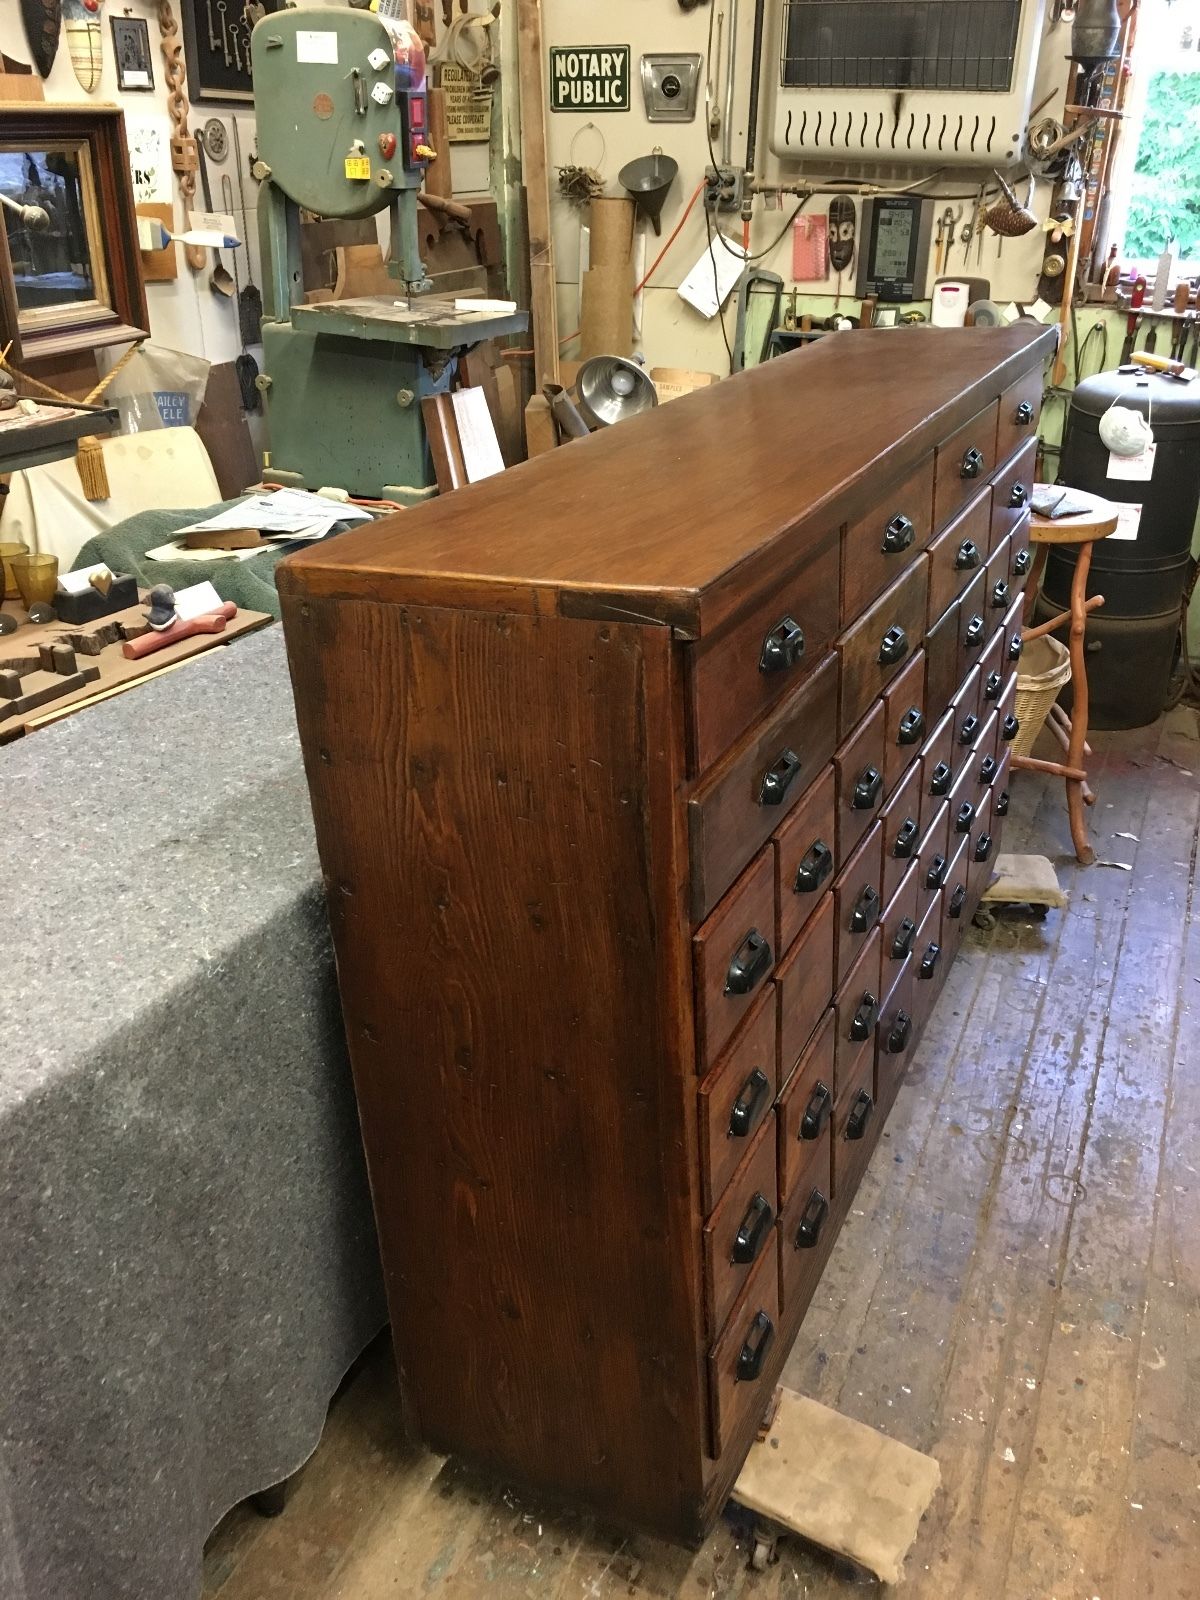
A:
279 325 1054 639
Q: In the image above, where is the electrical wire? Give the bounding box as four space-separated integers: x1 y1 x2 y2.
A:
704 199 736 375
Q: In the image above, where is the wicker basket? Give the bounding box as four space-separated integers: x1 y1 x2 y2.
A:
1011 634 1072 760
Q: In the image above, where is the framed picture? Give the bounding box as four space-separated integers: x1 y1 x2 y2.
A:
111 16 155 92
181 0 281 107
0 105 149 366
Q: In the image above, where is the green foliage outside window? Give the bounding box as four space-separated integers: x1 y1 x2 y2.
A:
1124 69 1200 262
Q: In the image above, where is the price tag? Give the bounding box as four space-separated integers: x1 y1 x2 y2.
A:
1108 443 1156 482
344 156 371 181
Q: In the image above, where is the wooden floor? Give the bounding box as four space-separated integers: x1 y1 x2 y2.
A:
204 708 1200 1600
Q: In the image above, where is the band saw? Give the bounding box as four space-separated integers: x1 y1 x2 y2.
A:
249 1 526 502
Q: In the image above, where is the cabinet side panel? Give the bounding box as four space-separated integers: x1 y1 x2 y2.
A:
283 597 705 1536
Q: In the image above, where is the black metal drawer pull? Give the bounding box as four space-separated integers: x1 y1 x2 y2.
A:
759 616 805 675
849 884 880 934
892 817 919 860
948 884 967 920
974 832 994 863
991 580 1010 610
800 1080 833 1141
955 539 981 571
736 1310 775 1382
929 761 952 797
846 1088 874 1140
849 992 879 1042
725 930 772 996
1002 713 1020 742
794 839 833 895
995 788 1011 817
888 1011 913 1055
960 447 985 479
1009 482 1028 509
984 670 1003 702
964 614 986 648
925 855 948 890
878 625 909 666
897 707 925 746
883 513 916 554
731 1192 774 1266
959 714 980 746
891 915 917 959
920 942 942 980
1015 400 1035 425
729 1067 770 1138
759 747 802 807
955 801 976 833
1008 635 1023 662
979 755 999 785
1013 548 1032 577
795 1189 829 1250
852 766 883 811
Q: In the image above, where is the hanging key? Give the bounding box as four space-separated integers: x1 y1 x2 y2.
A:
206 0 218 50
217 0 231 65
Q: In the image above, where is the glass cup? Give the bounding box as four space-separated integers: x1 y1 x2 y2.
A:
0 541 30 601
11 553 59 609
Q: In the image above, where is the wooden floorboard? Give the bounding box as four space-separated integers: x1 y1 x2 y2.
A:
205 709 1200 1599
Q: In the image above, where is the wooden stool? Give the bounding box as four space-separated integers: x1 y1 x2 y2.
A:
1017 488 1121 866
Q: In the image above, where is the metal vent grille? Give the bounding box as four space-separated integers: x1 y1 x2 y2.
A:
781 0 1023 92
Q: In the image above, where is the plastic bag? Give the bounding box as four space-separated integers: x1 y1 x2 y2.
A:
97 344 211 433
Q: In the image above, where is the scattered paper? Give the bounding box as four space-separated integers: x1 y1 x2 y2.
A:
1114 832 1140 842
173 490 372 543
174 580 224 622
450 388 505 483
678 235 748 319
1111 504 1143 542
1108 443 1156 482
58 563 112 596
145 542 263 564
1095 860 1134 872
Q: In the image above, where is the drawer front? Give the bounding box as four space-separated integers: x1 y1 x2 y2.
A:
910 892 946 1034
708 1245 781 1457
979 624 1005 711
934 399 1000 531
990 436 1037 551
957 568 989 674
832 997 880 1204
833 924 883 1090
927 489 991 626
918 799 951 907
833 820 884 987
997 367 1043 469
704 1114 779 1339
882 858 921 974
951 663 983 740
919 708 955 836
841 454 936 623
995 749 1012 817
689 537 841 774
1009 512 1034 588
971 710 1001 801
877 955 916 1104
698 990 779 1217
880 760 923 905
777 893 836 1079
775 764 837 957
779 1138 834 1317
835 701 887 862
778 1007 836 1207
690 654 839 923
949 756 980 847
694 848 778 1072
836 558 930 740
926 598 961 716
1002 593 1025 673
999 669 1019 749
987 536 1013 622
882 649 927 797
941 835 972 966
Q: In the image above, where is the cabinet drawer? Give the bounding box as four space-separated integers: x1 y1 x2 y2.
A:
999 670 1019 748
832 820 884 987
779 1139 834 1319
941 836 972 966
995 748 1012 815
919 708 955 836
910 893 946 1034
987 536 1013 622
708 1246 781 1457
774 764 837 957
918 800 951 908
970 711 1001 801
841 453 936 623
777 893 836 1079
689 654 840 923
951 663 983 742
934 399 1000 531
833 924 883 1091
882 858 921 974
836 558 930 739
778 1008 835 1208
957 569 989 674
877 955 916 1105
880 760 923 905
997 368 1043 470
834 701 886 862
926 489 991 626
698 990 779 1217
882 649 927 797
926 598 961 717
694 849 777 1073
949 756 980 846
704 1113 779 1339
1009 513 1034 588
832 994 880 1204
1002 592 1025 673
689 537 841 774
979 622 1005 710
991 436 1037 552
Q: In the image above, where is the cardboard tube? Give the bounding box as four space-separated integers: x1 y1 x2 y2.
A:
588 197 634 268
579 266 633 359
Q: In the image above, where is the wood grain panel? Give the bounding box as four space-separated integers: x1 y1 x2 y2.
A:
833 924 883 1092
697 991 778 1217
840 452 936 624
882 647 927 797
779 1137 835 1316
773 763 837 957
997 365 1044 467
926 489 992 626
880 759 923 905
934 399 1000 532
693 848 777 1073
777 1008 836 1206
990 436 1038 552
919 707 956 836
836 557 930 738
832 820 885 987
707 1245 781 1457
777 894 836 1080
702 1114 779 1339
833 699 886 862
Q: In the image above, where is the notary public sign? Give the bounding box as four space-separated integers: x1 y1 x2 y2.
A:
549 46 631 112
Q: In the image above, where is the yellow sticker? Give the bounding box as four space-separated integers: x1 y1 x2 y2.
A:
344 156 371 180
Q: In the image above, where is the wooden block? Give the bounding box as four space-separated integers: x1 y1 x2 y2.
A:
0 69 45 101
194 362 259 499
523 394 557 460
137 204 178 282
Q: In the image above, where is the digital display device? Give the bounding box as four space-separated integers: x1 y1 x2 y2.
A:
854 197 932 304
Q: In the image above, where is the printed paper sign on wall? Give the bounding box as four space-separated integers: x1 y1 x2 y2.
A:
549 46 630 112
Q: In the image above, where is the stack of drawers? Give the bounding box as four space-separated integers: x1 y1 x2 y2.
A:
687 365 1041 1459
281 327 1052 1546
